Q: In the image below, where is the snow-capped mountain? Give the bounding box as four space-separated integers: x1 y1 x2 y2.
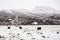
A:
32 6 60 13
0 6 60 25
0 6 60 20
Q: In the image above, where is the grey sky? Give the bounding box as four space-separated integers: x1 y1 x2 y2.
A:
0 0 60 10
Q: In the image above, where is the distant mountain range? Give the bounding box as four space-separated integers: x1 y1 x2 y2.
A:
0 6 60 22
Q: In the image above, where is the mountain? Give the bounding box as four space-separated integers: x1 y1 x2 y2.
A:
33 6 60 13
0 6 60 20
0 6 60 25
31 6 60 19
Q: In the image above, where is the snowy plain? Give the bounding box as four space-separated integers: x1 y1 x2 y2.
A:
0 25 60 40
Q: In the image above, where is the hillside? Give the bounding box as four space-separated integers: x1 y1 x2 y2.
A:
0 6 60 25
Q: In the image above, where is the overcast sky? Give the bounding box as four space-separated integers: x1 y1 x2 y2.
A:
0 0 60 10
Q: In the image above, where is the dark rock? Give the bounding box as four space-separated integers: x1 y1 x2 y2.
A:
41 36 45 38
37 27 41 30
8 27 10 29
57 32 59 34
19 27 22 29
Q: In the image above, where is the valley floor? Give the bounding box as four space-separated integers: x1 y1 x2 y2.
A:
0 25 60 40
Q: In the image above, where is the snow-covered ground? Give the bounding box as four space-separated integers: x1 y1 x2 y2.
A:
0 25 60 40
